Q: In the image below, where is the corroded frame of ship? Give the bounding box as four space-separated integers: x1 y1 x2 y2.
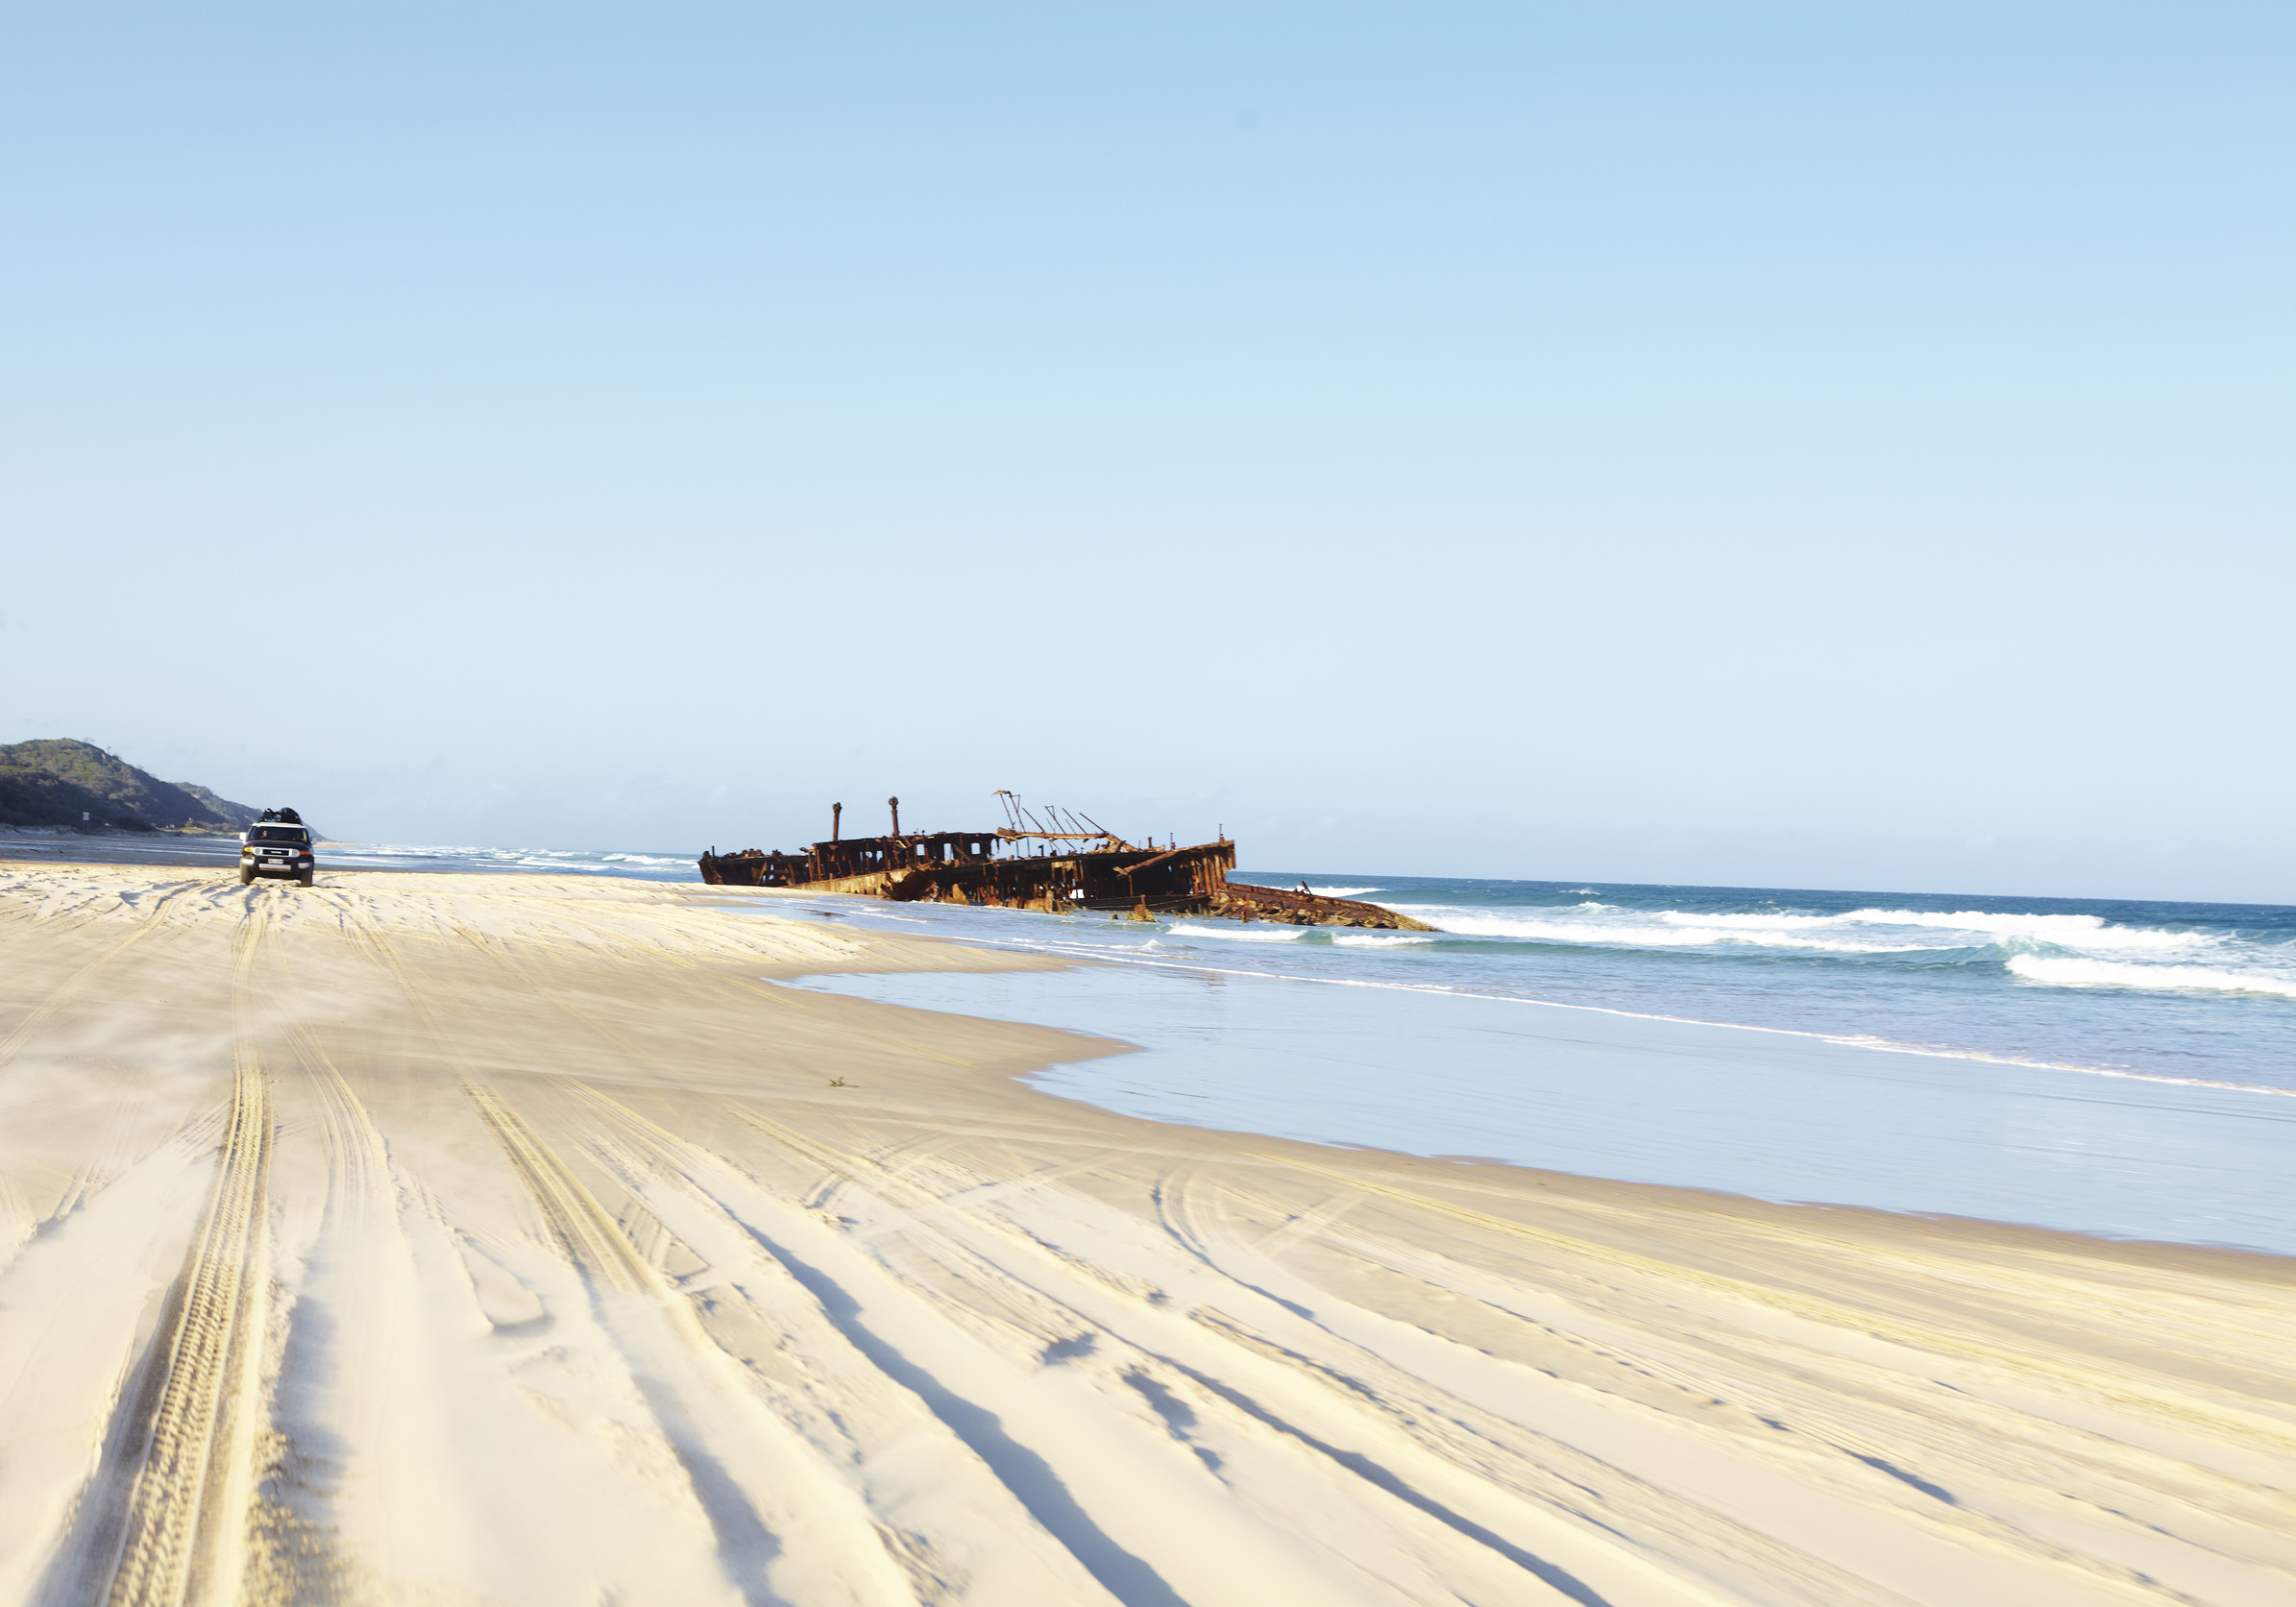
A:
698 794 1433 931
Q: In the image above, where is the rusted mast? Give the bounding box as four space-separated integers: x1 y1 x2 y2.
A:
889 796 900 835
832 802 842 842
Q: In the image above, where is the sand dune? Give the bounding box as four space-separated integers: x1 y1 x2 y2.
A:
0 865 2289 1606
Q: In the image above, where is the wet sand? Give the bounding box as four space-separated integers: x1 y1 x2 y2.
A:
0 828 256 873
0 864 2289 1605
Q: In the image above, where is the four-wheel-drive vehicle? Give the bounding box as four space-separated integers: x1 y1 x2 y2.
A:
241 821 315 886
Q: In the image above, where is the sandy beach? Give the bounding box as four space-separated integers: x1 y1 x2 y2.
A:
0 865 2288 1607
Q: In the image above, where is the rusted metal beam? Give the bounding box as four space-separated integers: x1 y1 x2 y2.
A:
1114 843 1202 878
1076 813 1135 850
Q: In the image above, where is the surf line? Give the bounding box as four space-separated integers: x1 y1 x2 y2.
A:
742 910 2296 1103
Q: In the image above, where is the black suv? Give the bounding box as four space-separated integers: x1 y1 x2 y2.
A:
241 822 316 886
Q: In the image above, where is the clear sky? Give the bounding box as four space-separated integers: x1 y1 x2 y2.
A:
3 4 2288 902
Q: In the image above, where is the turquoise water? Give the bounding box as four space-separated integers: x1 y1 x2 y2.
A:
1199 874 2296 1093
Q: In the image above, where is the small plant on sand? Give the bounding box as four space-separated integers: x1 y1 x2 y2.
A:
827 1076 848 1088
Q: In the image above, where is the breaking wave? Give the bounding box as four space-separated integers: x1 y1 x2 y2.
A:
344 842 696 874
1381 902 2222 960
1678 908 2209 951
1162 923 1310 943
2007 955 2296 999
1385 908 1954 953
1159 923 1436 948
742 867 2296 1100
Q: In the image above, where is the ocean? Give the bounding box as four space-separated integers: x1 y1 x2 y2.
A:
0 829 700 882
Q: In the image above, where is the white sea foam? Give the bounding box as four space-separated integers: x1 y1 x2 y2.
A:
1386 909 1935 953
798 940 2296 1101
325 841 702 879
1307 886 1382 897
1330 932 1437 946
1165 922 1310 943
1380 901 2222 959
1688 908 2211 952
2007 955 2296 999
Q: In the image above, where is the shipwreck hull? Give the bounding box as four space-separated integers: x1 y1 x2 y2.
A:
699 835 1236 912
698 825 1433 931
697 826 1423 927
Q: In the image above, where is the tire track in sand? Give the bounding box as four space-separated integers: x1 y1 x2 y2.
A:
460 1084 652 1293
101 911 275 1607
0 884 195 1074
321 915 637 1286
334 904 821 1600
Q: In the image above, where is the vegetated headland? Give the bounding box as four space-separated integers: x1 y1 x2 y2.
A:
0 737 258 834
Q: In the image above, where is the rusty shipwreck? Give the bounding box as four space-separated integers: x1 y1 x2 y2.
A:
698 794 1433 931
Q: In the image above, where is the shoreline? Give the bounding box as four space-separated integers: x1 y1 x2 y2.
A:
1 864 2289 1604
756 918 2296 1259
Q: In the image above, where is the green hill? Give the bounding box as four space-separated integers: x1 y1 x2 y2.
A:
0 739 261 832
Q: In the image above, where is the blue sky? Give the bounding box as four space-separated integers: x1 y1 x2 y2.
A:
3 4 2289 900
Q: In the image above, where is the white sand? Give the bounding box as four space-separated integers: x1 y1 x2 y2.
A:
0 864 2289 1606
